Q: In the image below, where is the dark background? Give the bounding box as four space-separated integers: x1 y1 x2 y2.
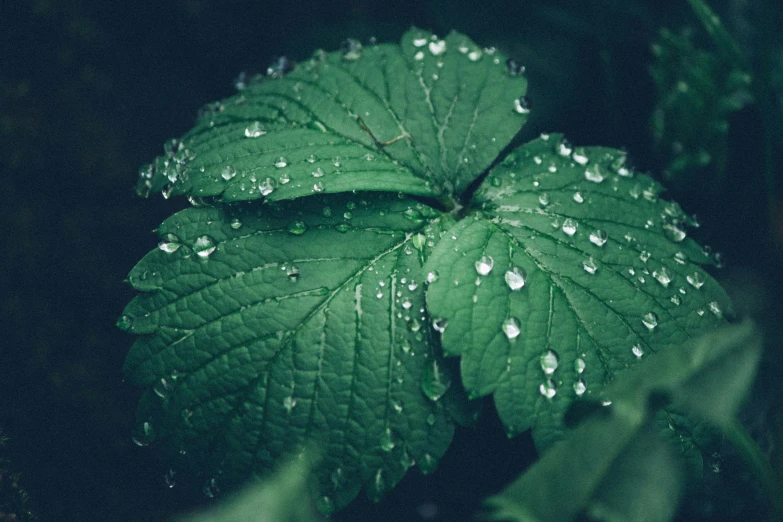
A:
1 0 781 520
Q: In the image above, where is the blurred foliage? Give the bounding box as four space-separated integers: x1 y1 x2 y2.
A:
650 27 752 180
0 431 36 522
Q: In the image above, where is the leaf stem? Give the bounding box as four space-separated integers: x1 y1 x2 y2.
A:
724 418 783 521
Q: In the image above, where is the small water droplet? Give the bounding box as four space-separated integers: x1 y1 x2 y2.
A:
640 251 651 262
687 271 705 289
312 167 325 178
632 344 644 358
244 121 267 138
575 357 585 374
562 218 578 236
429 40 447 55
538 193 550 206
670 294 682 305
573 379 587 396
663 223 687 242
283 395 296 413
380 427 395 452
642 312 658 330
287 220 307 235
572 147 589 165
468 49 482 61
403 208 424 223
158 233 181 253
164 468 176 488
230 217 243 230
432 318 448 333
306 153 317 163
340 38 363 61
589 229 608 247
193 235 217 258
540 350 559 375
313 181 325 192
573 192 584 203
673 251 687 265
475 255 494 275
707 301 723 318
513 96 531 114
274 156 288 168
422 359 452 401
504 267 526 290
584 164 604 183
557 138 573 156
583 257 598 274
506 58 525 75
502 317 521 339
203 478 219 498
426 271 439 283
539 379 557 398
117 314 133 331
401 297 413 310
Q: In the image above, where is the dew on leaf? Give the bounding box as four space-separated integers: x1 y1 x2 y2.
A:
403 208 424 223
663 223 687 242
640 251 651 262
573 379 587 396
557 138 573 157
244 121 266 138
572 147 589 165
687 271 705 289
670 294 682 306
422 359 452 401
513 96 531 114
562 218 578 236
429 40 447 55
340 38 363 61
475 255 494 275
311 167 325 178
539 379 557 399
538 193 549 206
468 49 482 61
259 177 277 196
506 58 525 76
674 251 687 265
117 314 133 331
313 182 325 193
632 344 644 358
652 267 672 287
193 235 217 258
540 350 559 375
287 220 307 235
158 233 181 254
380 427 395 452
584 164 604 183
278 173 291 184
589 229 608 247
502 317 521 339
426 271 439 283
575 357 585 374
642 312 659 330
282 395 296 413
583 257 598 274
504 267 527 290
708 301 723 318
573 192 584 203
274 156 288 168
432 318 448 333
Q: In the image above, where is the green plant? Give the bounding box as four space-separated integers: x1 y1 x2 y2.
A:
118 25 775 521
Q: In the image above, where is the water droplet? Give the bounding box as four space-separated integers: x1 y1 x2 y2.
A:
573 192 584 203
429 40 447 55
686 271 705 289
259 177 277 196
538 193 550 206
562 218 578 236
663 223 686 242
408 318 422 332
312 167 325 178
589 229 608 247
306 153 317 163
504 267 526 290
707 301 722 318
244 121 266 138
572 147 589 165
287 220 307 235
318 496 335 515
426 271 439 283
475 255 494 275
193 236 217 258
203 478 219 498
413 37 427 47
539 379 556 398
432 318 448 333
573 379 587 396
642 312 658 330
513 96 531 114
422 359 452 401
540 350 559 375
640 250 651 262
132 421 155 447
380 427 395 452
670 294 682 305
158 233 181 253
584 164 604 183
583 257 598 274
414 51 425 61
426 413 437 426
401 297 413 310
117 314 133 331
313 181 325 192
502 317 521 339
575 358 585 374
673 251 687 265
556 138 573 157
652 267 672 287
468 49 482 61
274 156 288 168
229 217 243 230
632 344 644 358
161 183 175 199
340 38 363 61
403 208 424 223
506 58 525 75
282 395 296 413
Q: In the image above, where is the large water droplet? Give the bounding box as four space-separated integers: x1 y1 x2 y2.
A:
513 96 531 114
193 236 217 258
642 312 658 330
539 379 557 398
502 317 521 339
589 229 608 247
562 218 578 236
475 255 494 275
259 177 277 196
584 164 604 183
274 156 288 168
504 267 526 290
220 165 237 181
244 121 267 138
540 350 559 375
686 271 705 289
158 233 181 254
652 267 672 287
632 344 644 358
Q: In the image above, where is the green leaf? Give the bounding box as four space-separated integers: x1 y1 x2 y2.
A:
175 449 322 522
135 29 528 204
120 194 458 514
424 134 732 449
484 321 761 522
